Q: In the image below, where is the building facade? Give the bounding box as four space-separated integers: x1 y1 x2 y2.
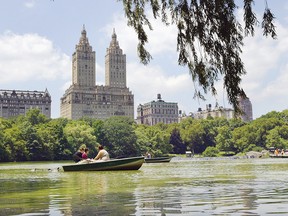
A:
0 89 51 118
60 27 134 120
192 104 234 120
136 94 178 125
237 96 253 122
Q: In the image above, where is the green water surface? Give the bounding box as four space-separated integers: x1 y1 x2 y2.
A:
1 157 288 216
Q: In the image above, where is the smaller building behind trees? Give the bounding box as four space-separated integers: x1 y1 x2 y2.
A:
136 94 179 125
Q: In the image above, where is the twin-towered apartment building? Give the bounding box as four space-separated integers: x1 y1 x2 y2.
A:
60 26 134 120
0 26 252 124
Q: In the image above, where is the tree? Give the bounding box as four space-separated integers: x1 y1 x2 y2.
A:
0 118 12 161
169 127 186 154
266 126 288 150
202 146 219 157
216 125 233 152
45 118 70 160
134 123 172 156
25 109 48 125
180 120 207 153
102 116 140 158
4 125 29 161
121 0 276 112
63 120 98 156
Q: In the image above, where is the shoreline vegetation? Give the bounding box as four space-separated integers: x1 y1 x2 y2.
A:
1 109 288 162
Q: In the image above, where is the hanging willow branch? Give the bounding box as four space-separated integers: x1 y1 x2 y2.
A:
120 0 276 114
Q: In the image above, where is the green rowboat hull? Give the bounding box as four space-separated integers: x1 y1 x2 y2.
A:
144 156 172 163
62 156 145 171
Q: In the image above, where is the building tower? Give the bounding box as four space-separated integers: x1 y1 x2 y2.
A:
72 25 96 87
60 26 134 120
238 96 253 122
105 29 126 88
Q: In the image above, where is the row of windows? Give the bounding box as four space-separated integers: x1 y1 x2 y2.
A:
1 101 50 105
73 105 132 110
149 104 177 108
153 118 178 124
141 109 177 115
0 107 50 117
0 95 49 99
1 105 50 109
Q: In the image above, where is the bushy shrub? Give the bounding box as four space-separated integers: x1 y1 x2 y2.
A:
243 144 263 153
202 146 219 157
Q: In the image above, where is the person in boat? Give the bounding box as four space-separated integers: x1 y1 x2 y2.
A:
281 149 285 155
145 152 151 159
82 148 89 159
274 148 279 156
77 148 94 164
73 147 85 163
94 145 110 161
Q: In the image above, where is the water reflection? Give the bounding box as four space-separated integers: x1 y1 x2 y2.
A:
1 158 288 215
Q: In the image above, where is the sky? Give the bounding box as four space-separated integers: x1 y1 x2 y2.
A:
0 0 288 119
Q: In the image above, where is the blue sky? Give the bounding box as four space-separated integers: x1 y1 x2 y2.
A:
0 0 287 119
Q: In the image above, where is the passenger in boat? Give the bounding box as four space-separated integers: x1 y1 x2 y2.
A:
82 148 89 159
281 149 285 155
145 152 151 159
77 148 94 164
73 147 85 163
274 148 279 156
94 145 110 161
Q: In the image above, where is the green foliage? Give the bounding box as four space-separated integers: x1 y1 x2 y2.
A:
243 144 263 153
64 120 97 156
179 117 233 154
102 116 139 158
2 109 288 162
266 126 288 150
216 125 233 152
169 127 186 154
134 123 172 157
25 109 49 125
0 118 11 161
202 146 219 157
218 151 235 157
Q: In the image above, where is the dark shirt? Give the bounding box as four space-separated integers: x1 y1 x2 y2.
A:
73 151 83 163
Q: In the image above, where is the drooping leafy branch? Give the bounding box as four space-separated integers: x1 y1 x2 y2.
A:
120 0 276 113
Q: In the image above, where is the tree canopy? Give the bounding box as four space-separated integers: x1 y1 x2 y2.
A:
120 0 276 113
2 108 288 161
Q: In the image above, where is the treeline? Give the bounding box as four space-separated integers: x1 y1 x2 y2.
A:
1 109 288 162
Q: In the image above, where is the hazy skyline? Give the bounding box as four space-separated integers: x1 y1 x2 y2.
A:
0 1 287 119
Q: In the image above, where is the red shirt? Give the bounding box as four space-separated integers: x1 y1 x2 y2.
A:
82 152 88 159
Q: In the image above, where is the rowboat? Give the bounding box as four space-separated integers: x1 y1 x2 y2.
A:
144 156 172 163
62 156 145 171
269 154 288 158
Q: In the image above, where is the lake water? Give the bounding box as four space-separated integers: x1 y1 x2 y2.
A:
1 157 288 216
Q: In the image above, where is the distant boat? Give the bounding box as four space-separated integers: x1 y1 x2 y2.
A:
269 154 288 158
144 156 172 163
62 156 144 171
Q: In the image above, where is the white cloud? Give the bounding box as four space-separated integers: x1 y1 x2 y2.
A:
102 12 178 61
127 61 196 112
0 31 71 84
237 17 288 117
24 0 36 8
241 20 288 94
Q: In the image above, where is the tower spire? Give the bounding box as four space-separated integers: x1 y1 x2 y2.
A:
110 28 119 48
81 24 86 38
